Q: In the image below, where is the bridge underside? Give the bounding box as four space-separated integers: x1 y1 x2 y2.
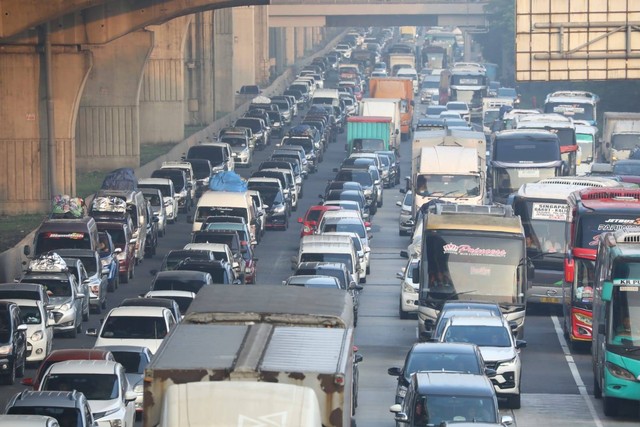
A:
268 3 487 28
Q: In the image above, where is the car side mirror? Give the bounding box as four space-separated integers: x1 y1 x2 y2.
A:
76 293 85 300
396 201 402 207
86 328 98 336
515 340 527 349
387 367 401 377
125 390 137 402
17 324 28 332
501 415 514 426
23 245 31 256
400 250 409 259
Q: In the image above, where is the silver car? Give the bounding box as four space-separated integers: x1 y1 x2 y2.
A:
396 190 413 236
140 188 167 237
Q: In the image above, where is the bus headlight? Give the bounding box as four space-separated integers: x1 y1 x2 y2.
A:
606 362 637 381
574 312 592 326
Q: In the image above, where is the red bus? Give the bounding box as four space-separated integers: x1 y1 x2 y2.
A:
563 188 640 348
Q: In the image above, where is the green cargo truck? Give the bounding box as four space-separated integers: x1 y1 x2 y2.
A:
346 116 393 155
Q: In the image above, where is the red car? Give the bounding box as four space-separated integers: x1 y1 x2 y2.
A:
242 243 258 284
298 205 341 237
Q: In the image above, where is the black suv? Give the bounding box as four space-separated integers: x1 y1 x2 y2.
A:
0 301 28 384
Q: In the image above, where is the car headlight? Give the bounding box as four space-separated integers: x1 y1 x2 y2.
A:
100 258 110 267
30 331 44 342
397 385 408 398
90 285 100 293
498 356 518 369
0 344 12 355
402 282 417 294
245 267 253 274
606 361 637 381
59 303 71 312
116 252 126 261
364 189 372 197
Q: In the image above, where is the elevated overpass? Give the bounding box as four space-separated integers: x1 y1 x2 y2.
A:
269 0 488 27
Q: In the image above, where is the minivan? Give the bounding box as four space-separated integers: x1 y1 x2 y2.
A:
186 142 234 174
26 217 99 259
291 234 362 283
190 191 257 236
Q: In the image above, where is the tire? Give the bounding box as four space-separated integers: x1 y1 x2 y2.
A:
1 363 15 385
92 303 101 315
366 265 370 275
507 393 521 410
82 311 89 322
101 298 107 310
129 263 135 281
593 374 602 399
377 198 383 208
603 396 618 416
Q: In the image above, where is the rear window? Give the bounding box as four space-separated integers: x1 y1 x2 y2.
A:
187 146 224 164
35 231 91 255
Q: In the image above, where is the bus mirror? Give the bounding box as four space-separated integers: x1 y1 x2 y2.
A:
602 281 613 302
564 258 574 283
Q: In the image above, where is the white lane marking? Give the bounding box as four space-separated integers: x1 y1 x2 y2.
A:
551 315 604 427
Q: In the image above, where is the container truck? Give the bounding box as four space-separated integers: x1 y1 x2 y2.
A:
368 77 415 140
142 285 359 427
359 97 402 149
599 112 640 163
346 116 393 155
408 129 487 215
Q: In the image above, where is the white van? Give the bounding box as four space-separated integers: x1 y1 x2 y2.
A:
291 234 362 283
159 382 322 427
190 191 257 236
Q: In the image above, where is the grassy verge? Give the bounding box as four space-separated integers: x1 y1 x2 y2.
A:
0 214 47 254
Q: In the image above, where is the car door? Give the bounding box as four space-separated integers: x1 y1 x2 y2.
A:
76 263 90 318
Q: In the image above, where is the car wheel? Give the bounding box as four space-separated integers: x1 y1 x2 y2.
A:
603 396 618 417
507 393 521 409
129 263 135 281
366 265 370 275
377 198 383 208
101 297 107 309
1 362 15 385
92 303 101 315
83 311 89 322
120 272 129 285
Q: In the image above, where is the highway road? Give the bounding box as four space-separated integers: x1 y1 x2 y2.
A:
1 102 638 427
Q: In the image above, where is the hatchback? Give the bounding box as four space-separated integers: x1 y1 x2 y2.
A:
5 390 97 427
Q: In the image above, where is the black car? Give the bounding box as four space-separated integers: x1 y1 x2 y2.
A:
387 342 492 405
249 185 289 231
157 249 216 272
174 260 240 285
0 301 28 384
149 270 214 293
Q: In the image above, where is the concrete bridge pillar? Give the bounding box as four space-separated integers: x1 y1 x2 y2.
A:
304 27 313 53
254 6 270 85
75 31 153 172
272 27 287 74
295 28 305 60
285 27 295 66
140 16 191 145
0 47 92 214
216 7 257 114
185 11 215 126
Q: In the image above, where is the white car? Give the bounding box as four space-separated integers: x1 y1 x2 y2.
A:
396 256 419 319
87 306 177 354
439 315 527 409
334 44 352 58
138 178 178 223
8 299 53 363
39 360 137 427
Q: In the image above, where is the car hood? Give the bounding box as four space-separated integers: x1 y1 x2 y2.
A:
478 346 517 362
49 296 74 308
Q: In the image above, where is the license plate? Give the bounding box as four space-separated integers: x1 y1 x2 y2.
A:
540 296 559 304
518 169 540 178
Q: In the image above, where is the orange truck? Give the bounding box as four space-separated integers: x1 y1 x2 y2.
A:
368 77 415 141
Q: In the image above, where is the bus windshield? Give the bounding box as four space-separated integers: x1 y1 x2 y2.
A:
513 199 567 265
423 232 524 303
415 174 480 198
575 214 640 249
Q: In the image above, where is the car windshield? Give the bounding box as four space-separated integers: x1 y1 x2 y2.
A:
188 161 211 179
43 373 118 400
34 279 72 298
322 221 365 238
404 351 481 381
299 254 353 273
187 146 225 164
100 316 167 340
153 277 207 293
257 188 283 206
234 119 262 133
221 137 247 148
19 305 42 325
7 406 81 426
151 170 185 191
443 325 512 347
111 351 149 374
76 256 98 275
140 184 171 198
102 227 125 245
144 193 161 206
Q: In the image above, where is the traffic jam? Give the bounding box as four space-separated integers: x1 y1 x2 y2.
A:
0 25 640 427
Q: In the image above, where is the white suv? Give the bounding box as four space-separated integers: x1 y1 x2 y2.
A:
39 360 136 427
439 315 527 409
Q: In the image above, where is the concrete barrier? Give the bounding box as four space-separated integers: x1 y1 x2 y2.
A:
0 29 347 282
